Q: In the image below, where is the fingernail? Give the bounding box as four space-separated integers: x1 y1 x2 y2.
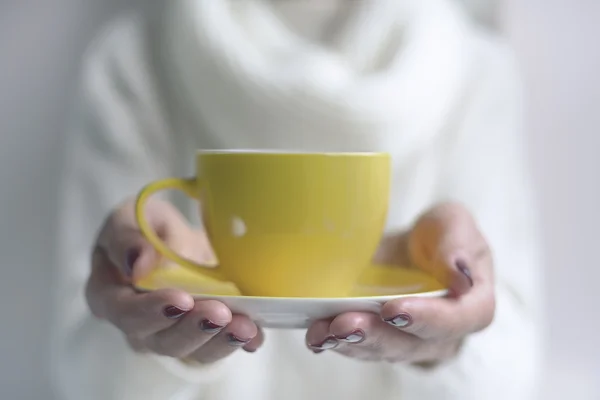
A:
125 249 139 276
244 348 257 353
309 335 339 351
312 349 325 354
226 333 252 347
163 306 188 319
384 313 413 328
199 319 225 334
456 259 473 287
335 329 365 344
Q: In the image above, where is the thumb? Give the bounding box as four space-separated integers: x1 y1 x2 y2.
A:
122 242 161 282
98 198 186 281
408 203 490 296
100 220 162 282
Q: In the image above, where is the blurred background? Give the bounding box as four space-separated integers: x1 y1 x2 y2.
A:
0 1 598 399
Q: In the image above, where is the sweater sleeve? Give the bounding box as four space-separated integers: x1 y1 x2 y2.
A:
393 39 543 400
49 17 230 400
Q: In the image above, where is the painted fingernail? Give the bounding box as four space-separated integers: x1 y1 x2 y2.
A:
199 319 225 334
125 249 139 276
335 329 366 344
163 306 188 319
309 335 339 351
226 333 252 347
456 259 473 287
384 313 413 328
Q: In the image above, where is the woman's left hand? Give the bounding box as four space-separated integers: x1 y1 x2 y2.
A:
305 203 495 364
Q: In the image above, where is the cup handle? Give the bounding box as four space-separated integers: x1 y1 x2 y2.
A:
134 177 227 282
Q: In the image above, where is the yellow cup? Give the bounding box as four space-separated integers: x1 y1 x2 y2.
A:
135 150 391 298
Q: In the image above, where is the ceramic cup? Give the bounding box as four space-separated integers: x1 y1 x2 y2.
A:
135 150 391 297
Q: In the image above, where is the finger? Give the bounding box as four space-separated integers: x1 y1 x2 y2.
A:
242 328 265 353
329 312 419 353
98 198 191 280
147 300 232 358
306 318 338 353
190 314 259 364
87 248 194 336
106 288 195 337
408 202 493 296
381 287 496 340
318 312 421 362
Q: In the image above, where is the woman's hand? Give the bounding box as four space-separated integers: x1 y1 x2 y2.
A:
305 203 495 364
86 198 263 364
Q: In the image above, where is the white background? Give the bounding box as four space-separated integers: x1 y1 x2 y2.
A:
0 1 598 399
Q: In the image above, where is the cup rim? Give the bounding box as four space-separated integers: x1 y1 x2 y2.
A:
196 149 389 156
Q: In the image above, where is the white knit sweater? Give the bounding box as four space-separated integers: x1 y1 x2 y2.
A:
51 1 542 399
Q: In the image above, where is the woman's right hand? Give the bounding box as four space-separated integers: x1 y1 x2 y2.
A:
85 198 263 364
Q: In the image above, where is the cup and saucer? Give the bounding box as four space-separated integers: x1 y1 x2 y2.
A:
133 150 448 329
135 262 447 329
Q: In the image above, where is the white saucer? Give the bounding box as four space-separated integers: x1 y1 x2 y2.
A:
135 264 448 329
